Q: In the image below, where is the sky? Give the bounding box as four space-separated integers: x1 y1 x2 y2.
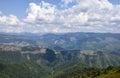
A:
0 0 120 33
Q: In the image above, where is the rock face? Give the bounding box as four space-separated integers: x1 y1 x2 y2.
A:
40 48 46 54
0 44 120 67
0 45 21 51
80 50 96 55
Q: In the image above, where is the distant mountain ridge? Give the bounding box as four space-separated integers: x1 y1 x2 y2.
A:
0 32 120 52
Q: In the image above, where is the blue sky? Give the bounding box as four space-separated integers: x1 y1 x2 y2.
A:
0 0 76 19
0 0 120 33
109 0 120 4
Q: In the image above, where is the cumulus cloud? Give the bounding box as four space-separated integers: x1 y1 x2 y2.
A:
61 0 75 6
0 12 20 25
24 1 56 23
0 0 120 33
0 12 24 33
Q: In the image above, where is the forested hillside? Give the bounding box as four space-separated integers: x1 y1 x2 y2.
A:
0 60 52 78
0 60 120 78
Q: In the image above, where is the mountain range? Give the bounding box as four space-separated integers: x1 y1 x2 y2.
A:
0 32 120 78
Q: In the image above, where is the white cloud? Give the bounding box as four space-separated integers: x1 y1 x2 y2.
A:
61 0 75 5
0 0 120 33
0 13 20 25
0 12 24 33
24 1 56 23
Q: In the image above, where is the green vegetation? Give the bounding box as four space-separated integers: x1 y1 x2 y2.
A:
0 58 120 78
0 60 51 78
54 65 120 78
96 66 120 78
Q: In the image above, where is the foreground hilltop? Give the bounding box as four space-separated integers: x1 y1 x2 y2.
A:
0 60 120 78
54 63 120 78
